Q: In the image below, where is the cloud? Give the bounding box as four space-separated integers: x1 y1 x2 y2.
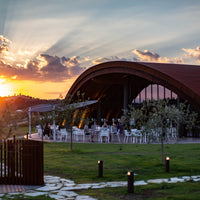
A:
92 56 129 65
0 53 84 82
182 46 200 62
132 49 184 64
0 35 10 54
92 57 111 65
0 35 84 82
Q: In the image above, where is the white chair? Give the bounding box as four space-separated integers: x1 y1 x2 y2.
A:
36 125 42 136
131 129 142 144
141 126 147 143
59 128 68 142
166 127 171 138
110 126 120 143
37 128 43 137
172 127 177 138
124 130 132 143
99 128 110 143
72 126 85 143
156 127 162 143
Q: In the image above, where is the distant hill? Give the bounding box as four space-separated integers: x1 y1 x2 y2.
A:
0 95 61 112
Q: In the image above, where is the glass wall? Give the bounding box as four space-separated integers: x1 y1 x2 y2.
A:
134 84 177 103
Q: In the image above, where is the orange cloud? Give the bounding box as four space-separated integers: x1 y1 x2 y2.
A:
0 35 10 54
0 53 84 82
182 46 200 62
132 49 184 64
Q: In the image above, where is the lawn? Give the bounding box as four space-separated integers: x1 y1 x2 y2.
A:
43 142 200 199
78 181 200 200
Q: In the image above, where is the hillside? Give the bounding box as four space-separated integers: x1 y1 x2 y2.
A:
0 95 61 112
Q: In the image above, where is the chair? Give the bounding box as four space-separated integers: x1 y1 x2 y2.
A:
72 126 85 143
124 130 132 143
166 127 172 138
36 125 42 137
84 125 91 142
172 127 177 138
131 129 142 144
156 127 162 143
59 128 68 142
99 128 110 143
37 128 43 137
111 126 121 143
141 126 147 143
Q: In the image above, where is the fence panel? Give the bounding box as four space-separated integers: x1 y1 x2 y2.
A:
0 139 43 185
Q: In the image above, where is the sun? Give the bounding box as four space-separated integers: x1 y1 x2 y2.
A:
0 80 12 97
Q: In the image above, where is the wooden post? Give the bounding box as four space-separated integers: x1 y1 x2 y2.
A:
13 135 16 143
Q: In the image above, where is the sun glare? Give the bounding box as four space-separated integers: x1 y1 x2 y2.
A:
0 80 12 97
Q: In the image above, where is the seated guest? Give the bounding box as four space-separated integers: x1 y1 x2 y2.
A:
84 122 94 142
43 123 51 138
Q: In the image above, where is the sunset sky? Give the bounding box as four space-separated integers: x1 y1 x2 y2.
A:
0 0 200 99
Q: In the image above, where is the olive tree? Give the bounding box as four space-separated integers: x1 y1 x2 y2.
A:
122 99 199 164
35 92 89 151
55 92 89 151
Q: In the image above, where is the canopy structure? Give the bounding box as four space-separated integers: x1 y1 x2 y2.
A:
68 61 200 120
29 104 56 112
28 100 98 140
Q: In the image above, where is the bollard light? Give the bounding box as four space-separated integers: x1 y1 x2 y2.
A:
165 157 170 173
127 171 134 193
98 160 103 177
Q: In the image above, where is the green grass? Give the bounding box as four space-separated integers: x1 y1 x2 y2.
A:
1 124 29 139
3 142 200 199
78 181 200 200
44 142 200 199
44 142 200 183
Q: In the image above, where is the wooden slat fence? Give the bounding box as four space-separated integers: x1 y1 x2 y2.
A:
0 138 44 185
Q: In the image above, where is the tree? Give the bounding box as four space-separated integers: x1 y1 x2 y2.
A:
55 92 89 151
121 99 199 164
35 93 89 151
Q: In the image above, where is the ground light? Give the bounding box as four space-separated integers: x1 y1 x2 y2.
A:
165 157 170 173
98 160 103 177
127 171 134 193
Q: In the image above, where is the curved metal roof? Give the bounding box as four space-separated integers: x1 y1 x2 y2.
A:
68 61 200 114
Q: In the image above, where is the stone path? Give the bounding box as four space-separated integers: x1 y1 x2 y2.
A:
0 174 200 199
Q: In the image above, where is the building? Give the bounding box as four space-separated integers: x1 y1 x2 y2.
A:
68 61 200 126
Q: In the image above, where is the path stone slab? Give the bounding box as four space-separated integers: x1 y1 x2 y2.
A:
135 180 147 186
64 183 76 187
61 186 76 191
73 184 91 190
35 183 63 192
191 175 200 179
49 194 66 199
168 177 185 183
106 181 127 187
57 190 78 197
24 191 47 197
44 177 61 184
193 178 200 182
182 176 191 181
89 183 106 187
147 179 168 184
75 195 98 200
92 185 107 189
